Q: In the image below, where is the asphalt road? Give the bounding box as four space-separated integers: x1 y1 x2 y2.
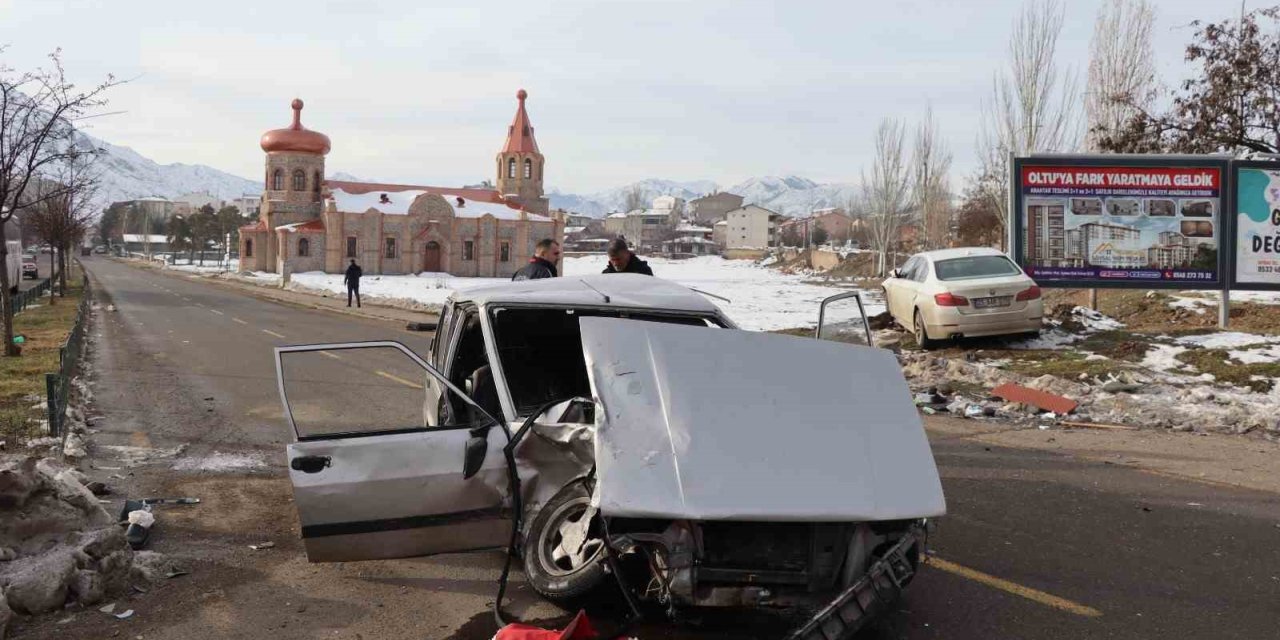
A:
20 256 1279 640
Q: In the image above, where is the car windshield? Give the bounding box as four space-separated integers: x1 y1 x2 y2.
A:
489 307 724 416
934 255 1020 281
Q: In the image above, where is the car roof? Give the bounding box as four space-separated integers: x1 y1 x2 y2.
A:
914 247 1010 262
452 273 724 315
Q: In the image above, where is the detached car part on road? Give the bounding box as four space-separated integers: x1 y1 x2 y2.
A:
274 274 946 637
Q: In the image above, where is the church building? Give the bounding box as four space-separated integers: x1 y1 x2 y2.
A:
239 90 563 278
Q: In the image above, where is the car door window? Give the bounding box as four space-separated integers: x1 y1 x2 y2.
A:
275 341 500 441
898 257 918 280
911 259 930 282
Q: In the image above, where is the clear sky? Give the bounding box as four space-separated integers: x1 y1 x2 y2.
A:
0 0 1258 193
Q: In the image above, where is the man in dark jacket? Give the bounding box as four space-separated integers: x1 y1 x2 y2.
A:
512 238 561 281
343 259 362 307
602 238 653 275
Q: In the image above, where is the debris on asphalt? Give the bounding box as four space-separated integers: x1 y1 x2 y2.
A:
115 609 134 619
165 569 189 579
99 602 116 614
990 383 1078 416
405 321 436 332
140 497 199 506
1060 421 1139 431
86 481 111 496
249 542 275 550
493 610 602 640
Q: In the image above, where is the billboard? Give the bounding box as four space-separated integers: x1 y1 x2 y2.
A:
1233 164 1280 290
1012 157 1226 289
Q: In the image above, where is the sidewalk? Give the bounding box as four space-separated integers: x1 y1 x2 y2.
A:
122 259 439 326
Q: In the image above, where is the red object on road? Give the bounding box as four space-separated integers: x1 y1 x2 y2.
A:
990 382 1078 415
492 610 606 640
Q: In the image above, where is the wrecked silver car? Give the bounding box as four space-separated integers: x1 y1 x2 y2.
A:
274 274 946 638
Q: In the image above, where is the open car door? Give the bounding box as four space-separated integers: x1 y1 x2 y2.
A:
275 340 512 562
815 291 875 347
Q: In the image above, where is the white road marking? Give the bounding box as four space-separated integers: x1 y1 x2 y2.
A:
262 329 286 339
320 351 342 360
232 317 248 325
210 309 224 315
376 370 423 389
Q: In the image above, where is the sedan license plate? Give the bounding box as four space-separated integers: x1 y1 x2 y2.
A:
973 296 1012 309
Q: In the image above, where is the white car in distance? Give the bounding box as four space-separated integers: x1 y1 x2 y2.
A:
883 247 1043 349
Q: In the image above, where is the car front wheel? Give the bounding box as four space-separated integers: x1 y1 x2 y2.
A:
522 481 609 603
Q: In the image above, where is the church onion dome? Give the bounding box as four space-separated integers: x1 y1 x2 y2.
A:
260 98 331 155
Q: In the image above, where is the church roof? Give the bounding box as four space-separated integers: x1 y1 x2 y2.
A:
326 180 552 221
500 89 540 155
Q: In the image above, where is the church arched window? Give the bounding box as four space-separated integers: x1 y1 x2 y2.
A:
292 170 306 191
507 158 516 179
297 237 310 257
524 158 532 179
271 169 283 191
244 238 253 257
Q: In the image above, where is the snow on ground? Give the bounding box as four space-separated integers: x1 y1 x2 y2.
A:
291 256 878 331
169 258 239 274
1141 344 1189 372
171 451 267 472
1174 331 1280 350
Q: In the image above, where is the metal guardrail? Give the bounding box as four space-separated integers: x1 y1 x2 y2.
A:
45 270 90 437
11 276 52 314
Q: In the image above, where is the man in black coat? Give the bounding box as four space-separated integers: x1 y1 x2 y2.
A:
602 238 653 276
512 238 561 281
343 259 362 307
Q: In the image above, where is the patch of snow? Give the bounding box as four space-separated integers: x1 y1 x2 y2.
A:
1072 306 1124 331
171 452 267 472
1141 344 1189 372
1230 344 1280 364
1174 332 1280 350
292 255 880 331
1005 329 1077 350
1167 296 1212 314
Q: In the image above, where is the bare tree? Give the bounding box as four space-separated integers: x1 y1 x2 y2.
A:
622 184 648 212
28 152 99 300
977 0 1080 246
1085 0 1156 151
861 118 913 276
0 48 119 356
912 104 953 250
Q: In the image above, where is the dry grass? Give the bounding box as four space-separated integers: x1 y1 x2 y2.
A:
1174 348 1280 393
1043 288 1280 335
0 269 83 440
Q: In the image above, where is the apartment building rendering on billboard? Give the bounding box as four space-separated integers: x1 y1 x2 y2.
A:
1025 198 1213 270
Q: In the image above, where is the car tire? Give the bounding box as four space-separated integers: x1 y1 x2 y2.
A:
522 481 609 603
914 310 938 351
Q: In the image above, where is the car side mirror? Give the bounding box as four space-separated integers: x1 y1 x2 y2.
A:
889 268 900 278
462 428 489 479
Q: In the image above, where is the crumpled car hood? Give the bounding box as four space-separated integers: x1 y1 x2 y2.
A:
580 317 946 522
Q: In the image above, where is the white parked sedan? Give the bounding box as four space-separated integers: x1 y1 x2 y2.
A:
883 247 1043 349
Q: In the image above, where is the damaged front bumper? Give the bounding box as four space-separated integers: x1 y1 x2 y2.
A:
785 523 925 640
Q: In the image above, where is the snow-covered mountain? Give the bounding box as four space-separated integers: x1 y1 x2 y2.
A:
82 132 259 212
81 130 857 220
549 175 859 217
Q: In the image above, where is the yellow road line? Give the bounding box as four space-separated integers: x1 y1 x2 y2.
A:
928 557 1102 618
376 370 423 389
232 317 248 325
262 329 286 339
210 309 224 315
320 351 342 360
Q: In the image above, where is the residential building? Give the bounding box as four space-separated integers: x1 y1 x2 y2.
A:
239 91 563 278
601 196 684 251
712 220 727 247
1075 221 1145 269
778 208 854 245
663 222 718 256
174 192 222 213
688 192 744 225
1025 200 1067 267
233 194 262 216
724 204 781 249
114 197 181 238
603 212 627 237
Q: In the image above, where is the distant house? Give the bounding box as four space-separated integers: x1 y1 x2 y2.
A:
712 220 728 247
120 233 171 256
602 196 684 252
778 208 854 245
688 192 744 225
724 205 782 250
662 223 718 256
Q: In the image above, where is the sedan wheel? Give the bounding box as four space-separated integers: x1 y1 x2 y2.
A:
914 310 938 351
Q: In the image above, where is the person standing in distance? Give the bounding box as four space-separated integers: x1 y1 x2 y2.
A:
512 238 561 281
344 258 363 307
602 238 653 275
